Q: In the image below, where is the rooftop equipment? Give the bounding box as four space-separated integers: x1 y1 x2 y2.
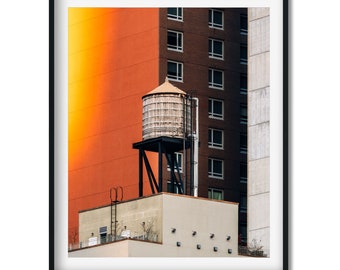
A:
133 78 197 196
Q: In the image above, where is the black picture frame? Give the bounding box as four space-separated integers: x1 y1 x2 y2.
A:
50 1 289 269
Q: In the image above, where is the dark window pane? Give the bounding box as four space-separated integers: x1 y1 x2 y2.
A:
214 160 222 174
241 45 247 64
241 135 247 146
215 41 222 55
168 62 177 76
214 11 222 25
208 99 212 112
214 70 222 84
241 74 247 89
214 131 222 144
168 8 177 16
240 163 247 178
214 101 222 115
168 32 177 46
240 15 248 33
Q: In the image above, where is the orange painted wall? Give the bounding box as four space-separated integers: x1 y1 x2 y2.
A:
68 8 160 244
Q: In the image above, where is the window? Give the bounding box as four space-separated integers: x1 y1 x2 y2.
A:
209 68 224 89
167 8 183 21
240 162 247 183
209 9 223 29
167 60 183 82
240 224 247 243
167 30 183 52
240 44 247 65
209 38 224 59
99 226 107 244
208 158 223 179
208 128 224 149
240 104 247 124
240 74 247 95
167 181 180 194
167 152 183 173
208 188 224 200
240 193 247 213
240 133 247 154
240 14 248 35
208 98 224 119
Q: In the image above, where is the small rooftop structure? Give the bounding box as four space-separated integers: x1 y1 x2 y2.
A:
69 193 239 257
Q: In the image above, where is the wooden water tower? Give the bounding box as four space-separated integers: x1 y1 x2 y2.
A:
132 78 192 196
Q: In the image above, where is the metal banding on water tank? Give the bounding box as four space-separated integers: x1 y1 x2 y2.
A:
142 79 191 140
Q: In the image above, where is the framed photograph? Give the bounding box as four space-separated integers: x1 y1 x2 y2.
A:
51 0 288 269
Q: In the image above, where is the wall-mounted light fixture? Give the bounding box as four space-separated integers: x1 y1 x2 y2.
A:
213 246 218 252
210 233 215 239
226 235 231 241
176 241 181 247
192 231 197 236
196 244 201 249
228 249 232 254
171 228 176 233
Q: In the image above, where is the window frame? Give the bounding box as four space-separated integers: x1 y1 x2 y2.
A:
167 60 183 82
240 132 247 154
240 73 247 95
208 98 224 120
209 38 224 60
209 68 224 89
208 158 224 179
99 226 108 244
167 30 183 52
240 104 247 125
208 187 224 200
240 162 247 183
240 14 248 35
167 8 183 21
240 193 247 213
240 44 248 65
209 9 224 29
167 152 183 173
167 181 180 194
208 128 224 149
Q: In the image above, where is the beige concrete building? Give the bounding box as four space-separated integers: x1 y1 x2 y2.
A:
69 193 238 257
247 7 270 256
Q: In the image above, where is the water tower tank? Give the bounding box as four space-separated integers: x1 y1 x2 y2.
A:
142 79 191 140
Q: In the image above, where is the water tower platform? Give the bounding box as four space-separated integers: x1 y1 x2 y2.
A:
133 136 190 153
132 136 191 197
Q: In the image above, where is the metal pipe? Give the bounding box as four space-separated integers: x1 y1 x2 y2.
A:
191 97 199 197
182 94 186 194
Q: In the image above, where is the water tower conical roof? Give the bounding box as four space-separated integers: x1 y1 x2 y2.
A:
143 78 187 98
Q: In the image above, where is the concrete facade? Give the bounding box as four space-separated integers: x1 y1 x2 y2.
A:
70 193 238 257
247 7 270 256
